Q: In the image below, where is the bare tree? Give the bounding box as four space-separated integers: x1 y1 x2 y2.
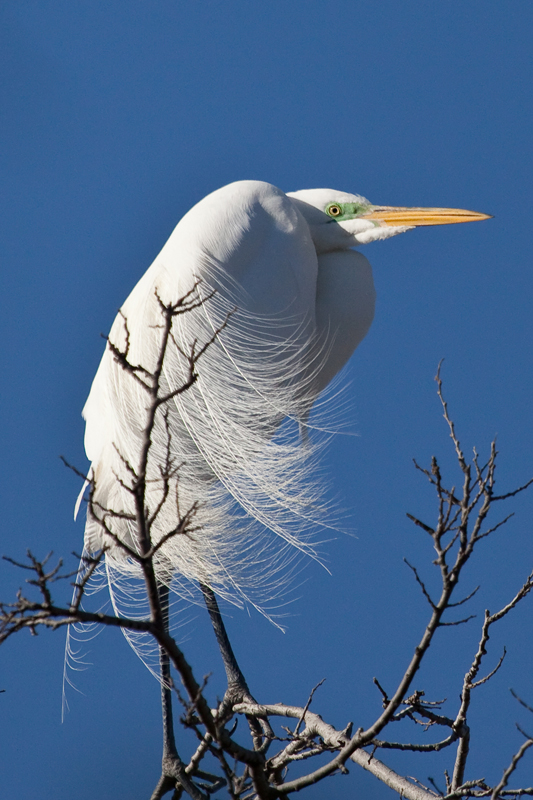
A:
1 294 532 800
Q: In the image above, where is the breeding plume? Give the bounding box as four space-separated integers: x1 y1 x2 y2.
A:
80 180 489 622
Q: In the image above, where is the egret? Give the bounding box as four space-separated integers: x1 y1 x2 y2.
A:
78 180 490 637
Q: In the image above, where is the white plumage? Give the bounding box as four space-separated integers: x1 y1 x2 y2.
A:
79 180 489 622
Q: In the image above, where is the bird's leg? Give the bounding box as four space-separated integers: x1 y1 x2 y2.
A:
159 583 178 762
199 582 249 694
150 583 210 800
199 582 273 749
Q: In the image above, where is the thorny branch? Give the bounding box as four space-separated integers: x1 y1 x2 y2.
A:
2 308 533 800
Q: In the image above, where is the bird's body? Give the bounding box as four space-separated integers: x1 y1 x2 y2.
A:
80 180 489 620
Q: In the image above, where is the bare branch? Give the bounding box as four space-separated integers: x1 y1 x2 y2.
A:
448 585 480 608
371 732 458 753
491 478 533 502
404 559 437 609
407 512 436 536
438 615 476 627
491 740 533 800
470 648 506 689
294 679 326 738
511 690 533 715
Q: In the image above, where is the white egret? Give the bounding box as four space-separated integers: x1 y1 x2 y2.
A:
79 180 490 630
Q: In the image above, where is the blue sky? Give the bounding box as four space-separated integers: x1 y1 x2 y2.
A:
1 2 532 798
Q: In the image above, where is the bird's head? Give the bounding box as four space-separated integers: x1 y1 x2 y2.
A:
287 188 491 253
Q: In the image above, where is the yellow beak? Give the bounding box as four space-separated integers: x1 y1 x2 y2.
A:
361 206 493 227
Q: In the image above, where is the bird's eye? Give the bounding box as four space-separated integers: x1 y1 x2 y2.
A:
326 204 342 218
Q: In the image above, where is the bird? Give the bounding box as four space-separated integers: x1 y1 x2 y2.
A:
78 180 490 639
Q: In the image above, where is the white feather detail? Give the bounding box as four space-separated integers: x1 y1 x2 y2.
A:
67 181 376 691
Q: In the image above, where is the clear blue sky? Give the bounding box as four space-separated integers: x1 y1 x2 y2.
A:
1 2 532 798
